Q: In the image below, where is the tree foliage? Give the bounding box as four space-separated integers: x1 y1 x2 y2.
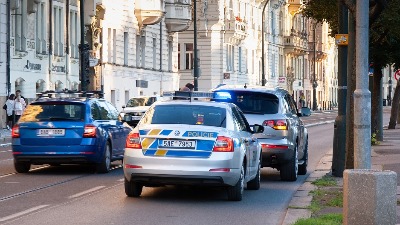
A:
302 0 338 37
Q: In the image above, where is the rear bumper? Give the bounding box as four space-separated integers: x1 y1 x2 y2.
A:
129 174 226 186
12 145 102 164
258 139 294 167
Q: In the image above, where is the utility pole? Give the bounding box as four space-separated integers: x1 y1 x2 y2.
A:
312 22 318 111
261 0 270 86
6 0 10 95
79 0 90 92
354 0 370 169
332 3 348 177
193 0 199 91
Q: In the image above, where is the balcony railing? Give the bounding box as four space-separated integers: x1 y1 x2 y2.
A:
135 0 165 30
284 35 308 55
165 0 192 33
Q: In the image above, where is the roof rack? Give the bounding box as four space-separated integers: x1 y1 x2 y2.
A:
163 91 213 102
36 90 104 99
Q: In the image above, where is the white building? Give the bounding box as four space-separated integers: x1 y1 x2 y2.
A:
0 0 8 126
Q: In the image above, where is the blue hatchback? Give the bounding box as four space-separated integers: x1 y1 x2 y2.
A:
12 94 132 173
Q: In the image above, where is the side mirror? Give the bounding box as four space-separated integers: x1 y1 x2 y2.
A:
300 107 312 117
253 124 264 133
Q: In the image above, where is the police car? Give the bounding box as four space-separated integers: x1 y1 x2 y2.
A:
123 91 263 201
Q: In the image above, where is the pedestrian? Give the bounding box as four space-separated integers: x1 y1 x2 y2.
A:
13 92 26 123
180 83 194 92
15 90 27 106
5 94 15 129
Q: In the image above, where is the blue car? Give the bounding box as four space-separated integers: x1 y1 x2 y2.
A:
12 94 132 173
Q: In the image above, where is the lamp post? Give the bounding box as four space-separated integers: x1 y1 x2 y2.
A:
79 0 90 92
193 0 199 91
261 0 270 86
312 22 318 111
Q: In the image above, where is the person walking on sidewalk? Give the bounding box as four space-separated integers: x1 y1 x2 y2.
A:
13 93 26 124
5 94 15 129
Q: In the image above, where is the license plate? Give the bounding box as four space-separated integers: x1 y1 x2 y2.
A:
159 140 196 149
131 116 142 120
37 129 65 136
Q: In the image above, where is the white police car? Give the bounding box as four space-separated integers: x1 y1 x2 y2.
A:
123 92 263 201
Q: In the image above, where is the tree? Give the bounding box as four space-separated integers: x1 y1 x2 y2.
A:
302 0 399 169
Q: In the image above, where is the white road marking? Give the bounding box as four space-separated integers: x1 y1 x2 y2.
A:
0 205 49 222
68 186 105 199
118 178 124 182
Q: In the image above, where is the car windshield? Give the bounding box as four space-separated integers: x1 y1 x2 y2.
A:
19 102 85 122
126 97 157 107
214 91 279 114
140 104 227 128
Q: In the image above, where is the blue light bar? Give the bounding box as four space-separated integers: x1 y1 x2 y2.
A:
214 92 232 100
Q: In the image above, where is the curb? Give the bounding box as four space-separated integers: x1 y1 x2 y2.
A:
281 150 333 225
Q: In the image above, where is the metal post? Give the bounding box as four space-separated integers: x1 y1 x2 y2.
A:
193 0 198 91
388 66 392 106
160 21 163 95
332 2 348 177
79 0 89 92
6 0 11 96
312 22 318 111
261 0 270 86
354 0 370 169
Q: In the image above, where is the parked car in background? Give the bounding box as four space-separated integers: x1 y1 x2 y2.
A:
120 96 163 128
123 92 264 201
212 85 310 181
12 92 132 173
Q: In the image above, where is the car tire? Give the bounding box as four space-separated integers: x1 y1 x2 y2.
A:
247 156 261 190
227 163 245 201
14 161 31 173
280 145 298 181
96 142 111 173
298 139 308 175
124 178 143 197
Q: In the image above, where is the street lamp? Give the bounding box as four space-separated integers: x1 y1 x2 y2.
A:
261 0 270 86
79 0 90 92
312 22 318 111
193 0 199 91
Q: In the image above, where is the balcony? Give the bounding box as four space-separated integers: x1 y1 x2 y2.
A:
287 0 303 15
284 35 308 56
165 0 192 33
224 17 248 45
135 0 165 30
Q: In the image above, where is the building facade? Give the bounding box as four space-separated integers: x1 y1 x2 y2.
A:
0 0 8 126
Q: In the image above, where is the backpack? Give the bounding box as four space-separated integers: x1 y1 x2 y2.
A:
2 103 6 110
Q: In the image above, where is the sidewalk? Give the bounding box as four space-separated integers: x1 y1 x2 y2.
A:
282 126 400 225
0 129 11 147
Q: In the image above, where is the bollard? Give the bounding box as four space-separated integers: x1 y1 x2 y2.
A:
343 169 397 225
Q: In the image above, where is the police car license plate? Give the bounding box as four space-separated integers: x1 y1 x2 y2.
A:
159 140 195 149
37 129 65 136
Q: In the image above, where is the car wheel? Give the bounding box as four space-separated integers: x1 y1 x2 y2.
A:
227 163 245 201
14 161 31 173
247 156 261 190
298 139 308 175
280 145 298 181
124 178 143 197
96 142 111 173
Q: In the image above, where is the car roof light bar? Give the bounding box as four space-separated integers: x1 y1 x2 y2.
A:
163 91 213 102
36 90 104 99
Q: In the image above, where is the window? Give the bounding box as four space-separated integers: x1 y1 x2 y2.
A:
238 47 242 72
271 54 275 77
97 101 111 120
185 43 193 70
226 44 234 71
53 5 64 56
91 102 101 120
141 35 146 68
279 11 283 34
14 0 27 52
69 10 79 58
153 38 157 69
108 29 112 63
178 44 181 69
271 11 275 36
104 101 119 120
136 35 140 67
168 40 173 71
113 29 116 64
124 32 129 65
19 103 85 122
36 2 47 54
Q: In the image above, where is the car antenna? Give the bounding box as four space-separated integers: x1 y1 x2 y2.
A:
244 83 247 89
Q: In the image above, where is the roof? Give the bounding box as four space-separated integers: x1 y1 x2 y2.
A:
212 84 288 95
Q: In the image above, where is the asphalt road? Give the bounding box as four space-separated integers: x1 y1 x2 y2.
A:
0 112 337 225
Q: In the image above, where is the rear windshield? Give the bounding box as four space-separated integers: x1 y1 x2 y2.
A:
126 97 157 107
214 91 279 114
19 102 85 122
140 105 226 128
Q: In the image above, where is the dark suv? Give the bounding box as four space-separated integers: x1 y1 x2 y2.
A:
12 92 132 173
213 85 310 181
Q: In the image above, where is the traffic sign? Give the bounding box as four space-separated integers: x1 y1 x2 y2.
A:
395 69 400 81
335 34 348 46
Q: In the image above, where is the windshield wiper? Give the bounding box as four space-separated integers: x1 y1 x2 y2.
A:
242 110 264 114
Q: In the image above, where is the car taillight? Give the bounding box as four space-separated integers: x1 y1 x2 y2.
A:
126 132 142 149
83 124 97 137
12 125 20 138
262 119 288 130
213 136 233 152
